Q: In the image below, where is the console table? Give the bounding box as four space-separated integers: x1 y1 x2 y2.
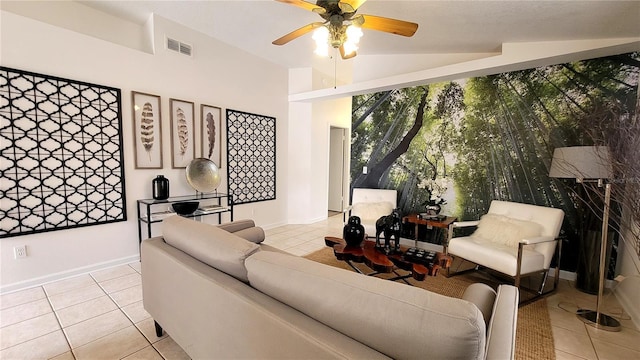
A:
137 193 233 243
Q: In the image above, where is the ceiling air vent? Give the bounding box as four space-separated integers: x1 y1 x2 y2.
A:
166 37 192 57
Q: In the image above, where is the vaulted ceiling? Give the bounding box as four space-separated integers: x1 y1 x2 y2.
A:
81 0 640 70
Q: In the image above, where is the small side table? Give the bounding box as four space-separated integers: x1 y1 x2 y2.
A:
402 214 457 247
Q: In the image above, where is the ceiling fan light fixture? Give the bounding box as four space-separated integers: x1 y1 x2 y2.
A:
342 25 362 56
312 25 330 57
273 0 417 60
346 24 362 42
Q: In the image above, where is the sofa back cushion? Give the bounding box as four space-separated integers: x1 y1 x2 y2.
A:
351 201 394 222
162 215 259 282
246 251 487 360
231 227 265 244
216 219 265 244
487 200 564 238
351 188 397 208
216 219 255 233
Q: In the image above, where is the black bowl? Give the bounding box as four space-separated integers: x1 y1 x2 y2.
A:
171 201 199 215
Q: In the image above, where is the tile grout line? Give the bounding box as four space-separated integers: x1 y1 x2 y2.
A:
68 272 157 359
43 285 77 360
584 321 601 360
89 264 166 360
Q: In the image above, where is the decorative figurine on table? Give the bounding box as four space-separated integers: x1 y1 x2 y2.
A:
343 216 365 247
375 209 402 255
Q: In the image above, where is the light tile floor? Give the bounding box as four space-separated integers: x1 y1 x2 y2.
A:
1 214 638 359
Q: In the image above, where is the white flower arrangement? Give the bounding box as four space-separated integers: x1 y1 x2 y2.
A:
417 177 449 204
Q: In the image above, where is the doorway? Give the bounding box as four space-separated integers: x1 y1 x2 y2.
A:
328 127 348 214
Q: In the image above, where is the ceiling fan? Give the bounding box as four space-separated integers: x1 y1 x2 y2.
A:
272 0 418 59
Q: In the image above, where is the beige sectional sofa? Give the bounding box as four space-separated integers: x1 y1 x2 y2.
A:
142 215 519 359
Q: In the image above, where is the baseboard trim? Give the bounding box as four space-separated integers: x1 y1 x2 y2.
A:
262 221 288 231
0 254 140 294
549 268 577 281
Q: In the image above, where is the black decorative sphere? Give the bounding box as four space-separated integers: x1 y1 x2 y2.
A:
343 216 365 247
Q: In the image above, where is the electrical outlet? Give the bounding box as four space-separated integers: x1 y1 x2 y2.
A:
14 245 27 259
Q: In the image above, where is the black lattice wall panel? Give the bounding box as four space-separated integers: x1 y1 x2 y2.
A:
226 109 276 204
0 67 126 238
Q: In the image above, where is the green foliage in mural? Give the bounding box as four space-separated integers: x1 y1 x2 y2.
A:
351 52 639 270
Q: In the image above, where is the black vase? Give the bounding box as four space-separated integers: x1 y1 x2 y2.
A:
343 216 365 247
152 175 169 200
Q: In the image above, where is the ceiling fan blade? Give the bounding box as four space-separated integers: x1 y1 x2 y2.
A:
272 22 324 45
340 0 368 11
360 14 418 37
339 45 357 59
275 0 326 14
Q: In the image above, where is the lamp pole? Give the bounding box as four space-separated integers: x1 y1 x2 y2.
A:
576 182 621 331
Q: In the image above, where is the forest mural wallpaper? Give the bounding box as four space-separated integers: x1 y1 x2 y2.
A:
351 52 639 278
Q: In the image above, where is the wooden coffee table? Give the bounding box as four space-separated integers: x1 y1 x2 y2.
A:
324 236 452 283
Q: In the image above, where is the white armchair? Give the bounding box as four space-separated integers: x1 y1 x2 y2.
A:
446 200 564 298
348 188 397 237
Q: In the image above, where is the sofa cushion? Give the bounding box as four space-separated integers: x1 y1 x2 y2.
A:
473 213 543 248
462 283 497 326
486 285 519 360
246 251 486 360
215 219 265 243
216 219 255 233
162 215 259 282
232 227 265 244
448 236 545 276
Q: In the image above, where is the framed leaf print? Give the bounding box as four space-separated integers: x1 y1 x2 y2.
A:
200 104 222 167
132 91 162 169
169 98 195 168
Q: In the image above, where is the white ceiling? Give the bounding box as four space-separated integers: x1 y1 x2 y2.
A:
80 0 640 70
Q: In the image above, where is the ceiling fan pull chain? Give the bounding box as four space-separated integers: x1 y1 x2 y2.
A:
334 47 338 89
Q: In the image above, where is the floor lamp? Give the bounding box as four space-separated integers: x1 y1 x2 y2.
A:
549 146 621 331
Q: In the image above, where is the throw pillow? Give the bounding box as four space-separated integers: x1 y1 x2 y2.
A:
472 213 543 248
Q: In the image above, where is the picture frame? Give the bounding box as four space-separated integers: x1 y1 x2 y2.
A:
1 66 127 237
132 91 163 169
200 104 222 167
226 109 276 204
169 98 195 168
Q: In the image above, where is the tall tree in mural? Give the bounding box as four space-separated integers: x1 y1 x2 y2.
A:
351 52 639 272
352 87 428 189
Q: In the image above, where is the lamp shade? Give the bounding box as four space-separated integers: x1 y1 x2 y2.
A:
549 146 612 180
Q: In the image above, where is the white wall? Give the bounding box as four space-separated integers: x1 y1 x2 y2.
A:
286 68 352 224
0 9 289 292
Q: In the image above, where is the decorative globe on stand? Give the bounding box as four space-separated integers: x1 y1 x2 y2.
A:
185 158 221 194
343 216 365 247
